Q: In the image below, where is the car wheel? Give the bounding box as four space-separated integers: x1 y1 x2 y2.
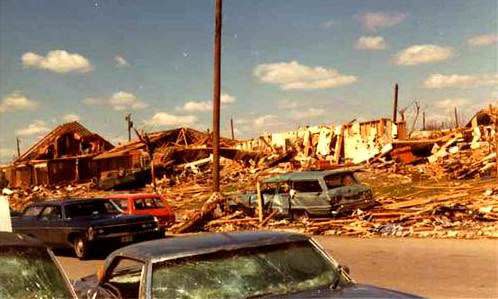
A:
73 236 90 259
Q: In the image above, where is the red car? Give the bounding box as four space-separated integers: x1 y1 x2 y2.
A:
105 193 175 227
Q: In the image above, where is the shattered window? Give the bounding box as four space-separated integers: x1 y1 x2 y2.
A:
151 241 342 299
324 174 358 189
292 180 322 193
0 246 72 299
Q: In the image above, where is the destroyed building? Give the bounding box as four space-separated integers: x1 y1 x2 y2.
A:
4 121 113 188
236 118 406 166
93 127 250 189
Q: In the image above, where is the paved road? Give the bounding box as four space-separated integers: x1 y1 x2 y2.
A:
57 237 498 298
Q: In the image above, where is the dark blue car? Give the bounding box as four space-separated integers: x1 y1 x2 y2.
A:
12 198 163 259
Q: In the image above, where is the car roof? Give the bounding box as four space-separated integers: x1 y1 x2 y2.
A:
107 231 309 263
262 168 361 183
26 198 107 207
0 232 46 248
105 193 161 200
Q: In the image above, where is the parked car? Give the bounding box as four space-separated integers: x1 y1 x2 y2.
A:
235 169 376 218
12 198 163 259
105 193 175 228
74 231 421 299
0 231 76 298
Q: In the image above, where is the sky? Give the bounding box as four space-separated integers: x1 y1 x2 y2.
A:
0 0 497 162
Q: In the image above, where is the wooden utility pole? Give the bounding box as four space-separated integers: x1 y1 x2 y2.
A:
454 107 459 129
393 83 399 122
16 137 20 158
211 0 222 193
125 113 133 142
422 111 426 130
230 117 235 140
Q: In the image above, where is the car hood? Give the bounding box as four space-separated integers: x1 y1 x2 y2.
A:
272 284 423 298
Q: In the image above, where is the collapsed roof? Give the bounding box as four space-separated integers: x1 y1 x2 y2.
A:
16 121 114 163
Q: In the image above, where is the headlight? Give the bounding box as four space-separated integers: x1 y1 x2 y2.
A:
153 216 159 223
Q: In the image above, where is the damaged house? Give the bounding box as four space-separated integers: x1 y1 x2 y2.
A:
5 121 113 188
236 118 406 166
93 127 252 189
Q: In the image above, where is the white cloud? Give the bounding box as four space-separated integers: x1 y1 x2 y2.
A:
468 34 498 47
16 120 50 136
62 114 80 122
321 20 336 29
22 50 92 73
0 92 38 113
221 93 236 104
254 61 357 90
434 98 470 109
254 114 278 127
394 44 453 66
114 55 130 67
178 101 211 112
109 91 148 111
83 91 148 111
424 73 498 89
355 36 387 50
278 99 299 109
356 11 407 32
291 108 326 119
177 92 235 112
145 112 197 127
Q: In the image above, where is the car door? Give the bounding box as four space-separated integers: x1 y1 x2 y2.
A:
38 205 65 246
12 205 44 239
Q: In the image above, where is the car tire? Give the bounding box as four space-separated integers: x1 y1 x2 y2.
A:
73 236 90 260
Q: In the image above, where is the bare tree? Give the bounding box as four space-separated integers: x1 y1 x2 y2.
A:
133 128 157 190
409 100 421 135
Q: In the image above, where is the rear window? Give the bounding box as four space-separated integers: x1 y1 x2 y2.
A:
292 180 322 193
134 198 165 210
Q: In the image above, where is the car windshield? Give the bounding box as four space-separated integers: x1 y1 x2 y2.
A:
151 241 345 299
0 246 72 299
65 200 118 218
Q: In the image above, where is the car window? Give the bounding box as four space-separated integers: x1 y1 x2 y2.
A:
23 206 43 217
292 180 322 193
105 258 144 299
152 241 344 299
110 199 129 212
324 173 358 189
0 246 72 299
134 198 164 210
65 200 118 218
40 206 62 220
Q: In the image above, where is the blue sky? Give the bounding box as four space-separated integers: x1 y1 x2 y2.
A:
0 0 497 162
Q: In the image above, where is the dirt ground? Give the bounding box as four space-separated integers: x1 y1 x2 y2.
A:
58 236 498 298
